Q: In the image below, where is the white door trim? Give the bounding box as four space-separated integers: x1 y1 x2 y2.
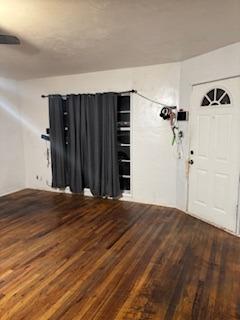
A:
236 174 240 234
187 78 240 235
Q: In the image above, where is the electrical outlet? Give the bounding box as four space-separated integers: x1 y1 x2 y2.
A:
36 175 43 181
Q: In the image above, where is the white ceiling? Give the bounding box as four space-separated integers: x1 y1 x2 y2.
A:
0 0 240 80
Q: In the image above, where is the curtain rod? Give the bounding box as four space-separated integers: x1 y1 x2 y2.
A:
41 90 137 98
41 90 175 108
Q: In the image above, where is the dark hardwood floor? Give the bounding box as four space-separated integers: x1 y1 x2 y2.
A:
0 189 239 319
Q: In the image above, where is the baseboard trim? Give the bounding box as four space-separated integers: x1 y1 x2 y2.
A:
0 187 26 198
185 210 239 237
26 186 176 209
4 187 238 237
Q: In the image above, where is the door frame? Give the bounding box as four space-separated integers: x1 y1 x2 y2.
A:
186 77 240 235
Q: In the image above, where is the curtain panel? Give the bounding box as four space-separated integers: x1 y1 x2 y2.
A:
48 93 121 198
48 95 67 188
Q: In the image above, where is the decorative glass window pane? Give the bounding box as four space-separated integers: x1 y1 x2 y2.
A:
201 88 231 107
220 94 231 105
202 97 210 106
207 89 215 101
216 88 225 100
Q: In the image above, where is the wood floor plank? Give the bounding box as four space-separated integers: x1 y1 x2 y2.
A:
0 189 239 319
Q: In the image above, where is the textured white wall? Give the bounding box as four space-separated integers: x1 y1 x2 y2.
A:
3 42 239 212
19 63 180 207
0 78 25 196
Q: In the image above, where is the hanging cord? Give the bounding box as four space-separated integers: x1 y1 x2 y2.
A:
176 130 184 159
158 104 184 159
170 117 184 159
134 91 180 147
170 109 184 159
169 110 177 145
45 140 50 168
45 141 52 187
134 91 174 108
134 91 182 155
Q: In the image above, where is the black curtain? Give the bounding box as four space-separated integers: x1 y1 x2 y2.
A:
49 95 67 188
48 93 121 198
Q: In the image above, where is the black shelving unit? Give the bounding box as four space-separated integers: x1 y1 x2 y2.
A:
117 95 131 193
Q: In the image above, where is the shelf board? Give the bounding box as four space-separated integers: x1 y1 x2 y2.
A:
119 143 130 147
118 127 130 131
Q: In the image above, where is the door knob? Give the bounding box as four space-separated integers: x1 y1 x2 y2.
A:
188 159 194 165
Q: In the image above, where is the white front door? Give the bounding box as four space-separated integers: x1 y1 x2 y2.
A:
188 78 240 233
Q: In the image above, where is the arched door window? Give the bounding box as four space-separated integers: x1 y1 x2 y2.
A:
201 88 231 106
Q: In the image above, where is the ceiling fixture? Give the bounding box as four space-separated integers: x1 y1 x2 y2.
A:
0 34 20 45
